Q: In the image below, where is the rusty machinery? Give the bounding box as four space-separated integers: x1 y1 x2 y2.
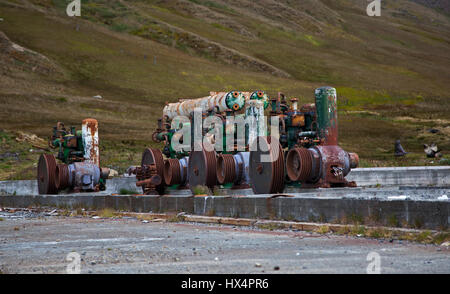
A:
249 87 359 194
136 91 268 194
141 87 358 195
37 119 109 194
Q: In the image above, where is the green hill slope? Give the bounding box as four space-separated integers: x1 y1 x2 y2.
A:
0 0 449 179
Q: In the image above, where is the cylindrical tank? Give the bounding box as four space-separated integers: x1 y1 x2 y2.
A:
82 118 100 167
314 87 338 146
246 91 269 109
286 146 359 185
163 91 245 119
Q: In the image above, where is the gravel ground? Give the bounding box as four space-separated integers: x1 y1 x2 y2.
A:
0 210 448 274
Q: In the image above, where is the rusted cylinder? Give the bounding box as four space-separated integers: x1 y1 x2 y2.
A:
55 163 69 190
216 154 236 184
164 158 181 186
315 87 338 146
243 91 269 109
217 152 250 185
82 118 100 167
163 91 245 119
163 157 189 186
287 146 359 185
286 147 320 183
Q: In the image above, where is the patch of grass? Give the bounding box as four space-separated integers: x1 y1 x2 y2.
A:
315 225 330 234
119 188 137 195
257 222 285 231
192 185 210 195
97 208 117 218
167 214 185 222
0 217 3 221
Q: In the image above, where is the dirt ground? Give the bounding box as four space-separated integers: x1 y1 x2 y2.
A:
0 212 448 274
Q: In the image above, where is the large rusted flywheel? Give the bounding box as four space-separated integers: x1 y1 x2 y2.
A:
188 144 217 193
249 136 285 194
37 154 58 194
141 148 165 194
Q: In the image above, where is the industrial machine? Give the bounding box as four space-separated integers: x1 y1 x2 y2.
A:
37 118 109 194
138 87 358 195
248 87 359 194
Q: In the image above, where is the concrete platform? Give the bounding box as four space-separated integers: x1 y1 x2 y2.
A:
1 166 449 230
1 186 448 230
1 166 449 196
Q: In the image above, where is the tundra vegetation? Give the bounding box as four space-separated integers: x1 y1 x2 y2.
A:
0 0 449 180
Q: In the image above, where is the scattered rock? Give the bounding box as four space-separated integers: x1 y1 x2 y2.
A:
214 257 219 261
92 216 100 219
274 266 280 271
438 195 448 200
93 95 102 99
441 242 450 247
141 220 149 223
428 128 439 134
255 263 262 268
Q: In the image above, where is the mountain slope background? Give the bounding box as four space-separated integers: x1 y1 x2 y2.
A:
0 0 449 179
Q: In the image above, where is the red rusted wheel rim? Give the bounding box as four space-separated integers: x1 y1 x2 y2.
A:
37 154 58 194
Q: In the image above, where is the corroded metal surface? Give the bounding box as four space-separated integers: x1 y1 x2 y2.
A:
188 144 217 192
164 158 181 186
82 118 100 167
249 136 285 194
37 154 57 195
314 87 338 146
140 148 165 194
55 163 69 190
163 91 246 119
216 154 236 184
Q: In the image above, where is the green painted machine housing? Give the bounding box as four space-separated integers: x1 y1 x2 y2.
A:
51 126 85 164
314 86 338 146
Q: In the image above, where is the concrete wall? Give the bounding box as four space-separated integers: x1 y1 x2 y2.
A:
347 166 450 187
1 194 448 230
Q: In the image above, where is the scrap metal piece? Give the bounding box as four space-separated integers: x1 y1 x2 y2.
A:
37 154 58 194
249 136 285 194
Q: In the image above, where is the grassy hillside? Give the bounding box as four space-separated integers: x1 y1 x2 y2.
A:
0 0 449 179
